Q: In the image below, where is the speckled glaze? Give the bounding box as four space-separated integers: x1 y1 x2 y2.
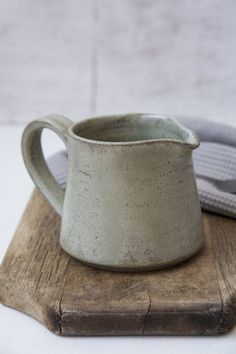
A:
22 113 204 271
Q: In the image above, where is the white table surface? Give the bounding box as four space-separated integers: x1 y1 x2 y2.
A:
1 124 236 354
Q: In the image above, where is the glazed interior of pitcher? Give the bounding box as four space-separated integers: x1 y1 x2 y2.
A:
71 113 199 147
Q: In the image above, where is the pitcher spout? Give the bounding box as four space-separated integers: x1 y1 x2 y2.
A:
168 117 200 150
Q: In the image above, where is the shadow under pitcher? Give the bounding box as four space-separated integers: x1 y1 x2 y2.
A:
21 113 204 271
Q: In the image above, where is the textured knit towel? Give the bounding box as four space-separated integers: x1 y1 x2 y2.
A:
47 118 236 219
179 118 236 218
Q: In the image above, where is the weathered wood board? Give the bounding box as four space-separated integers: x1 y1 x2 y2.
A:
0 189 236 335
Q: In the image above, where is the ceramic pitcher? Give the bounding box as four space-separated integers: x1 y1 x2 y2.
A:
22 113 204 271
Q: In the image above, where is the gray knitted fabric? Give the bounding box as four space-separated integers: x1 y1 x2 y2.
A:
179 118 236 218
47 118 236 219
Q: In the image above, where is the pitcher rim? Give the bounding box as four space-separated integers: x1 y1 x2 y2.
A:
68 113 200 149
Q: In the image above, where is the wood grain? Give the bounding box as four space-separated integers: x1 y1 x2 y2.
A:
0 189 236 335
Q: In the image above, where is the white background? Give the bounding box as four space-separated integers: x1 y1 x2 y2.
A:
1 1 236 353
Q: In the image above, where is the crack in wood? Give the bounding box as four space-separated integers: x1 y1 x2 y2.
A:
55 257 71 335
142 291 151 335
58 296 63 335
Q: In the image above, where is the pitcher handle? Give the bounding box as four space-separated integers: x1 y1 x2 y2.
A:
21 115 73 216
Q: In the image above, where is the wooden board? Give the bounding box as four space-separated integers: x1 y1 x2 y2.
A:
0 189 236 336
